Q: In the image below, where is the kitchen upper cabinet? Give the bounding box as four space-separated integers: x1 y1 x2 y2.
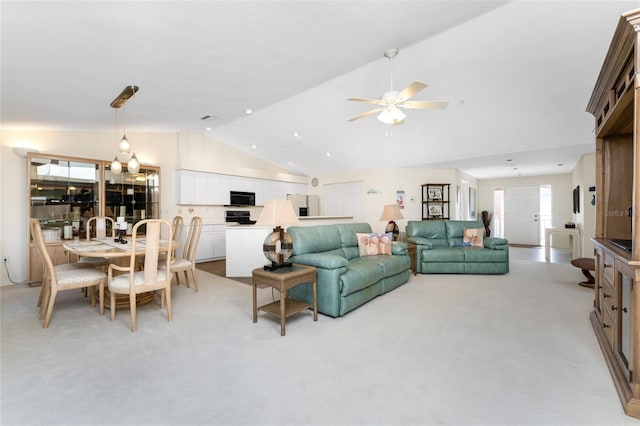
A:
176 170 196 204
175 169 307 206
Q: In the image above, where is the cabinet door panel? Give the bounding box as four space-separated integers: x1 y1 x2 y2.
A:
176 170 195 204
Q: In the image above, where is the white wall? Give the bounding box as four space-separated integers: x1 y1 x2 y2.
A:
478 174 573 248
313 167 476 236
572 152 596 257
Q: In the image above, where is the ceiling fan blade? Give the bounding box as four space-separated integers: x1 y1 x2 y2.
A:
400 100 449 109
347 97 386 106
347 108 384 122
396 81 428 102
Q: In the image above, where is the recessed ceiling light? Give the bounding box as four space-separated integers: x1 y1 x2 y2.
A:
506 159 513 162
326 152 331 157
292 131 300 138
557 163 564 167
205 127 212 131
251 144 257 149
245 108 253 115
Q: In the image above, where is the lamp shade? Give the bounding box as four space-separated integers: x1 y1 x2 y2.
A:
379 204 404 221
256 199 300 228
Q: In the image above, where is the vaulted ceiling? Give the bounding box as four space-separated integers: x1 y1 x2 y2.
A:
2 1 637 178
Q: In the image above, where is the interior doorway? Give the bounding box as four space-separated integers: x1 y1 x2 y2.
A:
502 185 541 245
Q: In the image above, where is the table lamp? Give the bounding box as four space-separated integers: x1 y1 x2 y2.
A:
256 199 300 271
380 204 404 241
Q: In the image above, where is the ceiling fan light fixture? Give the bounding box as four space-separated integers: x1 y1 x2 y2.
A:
378 106 405 124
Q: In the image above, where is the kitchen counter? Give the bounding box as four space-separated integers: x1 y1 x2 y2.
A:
225 225 271 277
224 217 354 277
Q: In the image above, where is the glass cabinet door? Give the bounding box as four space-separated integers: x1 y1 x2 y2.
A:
29 154 100 240
104 164 160 233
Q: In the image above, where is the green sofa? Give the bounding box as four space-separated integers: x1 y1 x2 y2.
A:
286 223 411 317
406 220 509 274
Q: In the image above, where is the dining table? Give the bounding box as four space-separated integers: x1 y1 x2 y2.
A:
63 236 175 309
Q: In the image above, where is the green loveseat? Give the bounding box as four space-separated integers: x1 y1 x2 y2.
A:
287 223 411 317
406 220 509 274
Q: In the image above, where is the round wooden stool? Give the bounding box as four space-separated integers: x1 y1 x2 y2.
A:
570 257 595 289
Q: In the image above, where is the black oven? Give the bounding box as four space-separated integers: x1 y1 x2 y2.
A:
229 191 255 206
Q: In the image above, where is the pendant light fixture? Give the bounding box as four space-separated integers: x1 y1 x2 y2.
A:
110 85 139 174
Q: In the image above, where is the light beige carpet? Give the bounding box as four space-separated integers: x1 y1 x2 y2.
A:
1 259 637 425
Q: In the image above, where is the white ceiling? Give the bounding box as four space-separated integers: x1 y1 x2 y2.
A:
2 1 637 179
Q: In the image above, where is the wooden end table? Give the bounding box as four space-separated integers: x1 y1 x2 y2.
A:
406 243 417 275
252 265 317 336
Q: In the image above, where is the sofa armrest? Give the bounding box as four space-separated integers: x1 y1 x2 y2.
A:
484 237 508 249
406 237 434 249
291 253 348 269
391 241 408 255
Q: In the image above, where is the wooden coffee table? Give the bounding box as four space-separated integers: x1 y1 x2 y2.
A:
252 265 317 336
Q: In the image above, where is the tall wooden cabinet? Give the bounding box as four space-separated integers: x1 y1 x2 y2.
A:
586 9 640 419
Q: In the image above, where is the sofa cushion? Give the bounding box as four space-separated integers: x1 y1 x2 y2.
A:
407 220 447 239
375 254 411 276
445 220 484 247
339 257 385 296
462 227 484 247
421 247 465 262
289 224 343 256
463 247 508 263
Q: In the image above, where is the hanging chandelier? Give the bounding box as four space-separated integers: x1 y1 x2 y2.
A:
110 85 140 174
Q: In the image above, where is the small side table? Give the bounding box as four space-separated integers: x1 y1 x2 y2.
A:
252 265 317 336
545 227 580 261
570 257 595 289
406 243 417 276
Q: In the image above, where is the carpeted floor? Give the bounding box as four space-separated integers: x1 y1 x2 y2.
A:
2 255 637 425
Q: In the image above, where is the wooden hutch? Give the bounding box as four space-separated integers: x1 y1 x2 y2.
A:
587 9 640 419
27 153 160 284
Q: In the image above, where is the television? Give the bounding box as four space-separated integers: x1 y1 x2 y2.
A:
573 185 580 214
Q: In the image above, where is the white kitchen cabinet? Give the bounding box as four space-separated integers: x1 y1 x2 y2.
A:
176 169 307 206
176 170 196 204
181 223 227 262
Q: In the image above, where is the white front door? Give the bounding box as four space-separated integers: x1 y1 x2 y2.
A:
504 185 540 245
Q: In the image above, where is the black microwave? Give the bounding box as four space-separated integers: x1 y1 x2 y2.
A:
229 191 255 206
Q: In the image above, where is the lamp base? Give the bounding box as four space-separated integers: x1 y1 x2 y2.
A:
385 221 400 241
264 261 293 271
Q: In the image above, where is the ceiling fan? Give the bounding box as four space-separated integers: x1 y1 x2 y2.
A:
347 48 448 126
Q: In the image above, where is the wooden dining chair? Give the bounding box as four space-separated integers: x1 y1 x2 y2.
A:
164 215 202 292
30 219 106 328
79 216 116 267
107 219 173 332
172 215 184 249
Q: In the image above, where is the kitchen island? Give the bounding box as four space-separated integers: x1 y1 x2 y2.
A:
225 216 353 277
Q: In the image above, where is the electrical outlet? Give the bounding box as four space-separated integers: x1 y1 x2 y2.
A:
2 255 8 262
